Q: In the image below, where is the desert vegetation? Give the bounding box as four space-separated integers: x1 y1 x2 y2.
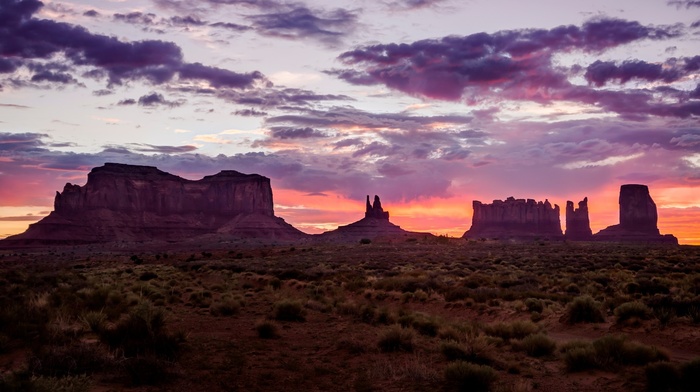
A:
1 240 699 391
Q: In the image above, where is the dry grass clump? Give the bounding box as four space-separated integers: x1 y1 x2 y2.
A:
614 301 652 324
564 296 606 324
444 361 498 392
377 325 415 353
515 333 557 357
562 335 668 372
273 299 306 321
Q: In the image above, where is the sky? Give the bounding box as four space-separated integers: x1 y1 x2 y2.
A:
0 0 699 244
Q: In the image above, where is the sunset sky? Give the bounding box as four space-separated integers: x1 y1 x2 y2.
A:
0 0 699 244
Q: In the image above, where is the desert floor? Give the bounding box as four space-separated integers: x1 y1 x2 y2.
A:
1 238 699 391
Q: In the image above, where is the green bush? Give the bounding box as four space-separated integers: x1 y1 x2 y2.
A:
565 296 605 324
615 302 652 324
444 361 498 392
273 299 306 322
377 325 414 352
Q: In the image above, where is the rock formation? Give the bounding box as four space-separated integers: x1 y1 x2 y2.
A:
462 197 564 240
594 184 677 244
3 163 306 244
565 198 593 240
365 195 390 220
319 195 431 242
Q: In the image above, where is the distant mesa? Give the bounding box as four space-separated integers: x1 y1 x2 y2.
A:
565 197 593 241
2 163 306 246
593 184 678 244
462 197 564 240
319 195 431 242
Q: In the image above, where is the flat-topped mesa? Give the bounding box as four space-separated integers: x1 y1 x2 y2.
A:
365 195 390 220
462 197 564 240
4 163 305 244
594 184 677 244
565 197 593 241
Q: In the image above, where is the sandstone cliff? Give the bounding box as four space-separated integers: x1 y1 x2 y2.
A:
4 163 306 244
565 198 593 241
594 184 677 244
462 197 563 240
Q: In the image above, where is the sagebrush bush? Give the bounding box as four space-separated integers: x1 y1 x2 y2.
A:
484 320 538 341
563 335 668 372
273 299 306 322
255 320 279 339
440 341 468 361
614 302 652 324
645 362 680 392
444 361 498 392
519 333 556 357
30 375 91 392
377 325 414 352
565 296 605 324
210 299 240 316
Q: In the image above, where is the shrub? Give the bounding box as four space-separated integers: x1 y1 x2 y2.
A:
210 299 240 316
100 302 184 360
30 375 91 392
615 302 652 324
565 296 605 324
645 362 680 392
122 356 174 386
484 320 538 341
564 335 668 372
410 314 441 337
80 311 107 333
441 341 468 361
564 346 597 372
359 238 372 244
519 333 556 357
680 358 700 391
524 298 544 313
444 361 498 392
377 325 414 352
273 299 306 322
255 320 279 339
29 344 109 377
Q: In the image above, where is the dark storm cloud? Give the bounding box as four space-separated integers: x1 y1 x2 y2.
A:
335 17 690 117
269 127 328 139
247 5 358 45
0 0 265 90
30 70 79 84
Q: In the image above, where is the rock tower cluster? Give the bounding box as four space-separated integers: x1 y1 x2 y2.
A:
462 197 563 240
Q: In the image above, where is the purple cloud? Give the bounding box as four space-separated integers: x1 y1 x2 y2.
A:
247 5 358 45
584 58 700 86
336 18 686 113
0 0 265 90
137 92 180 107
269 127 329 139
